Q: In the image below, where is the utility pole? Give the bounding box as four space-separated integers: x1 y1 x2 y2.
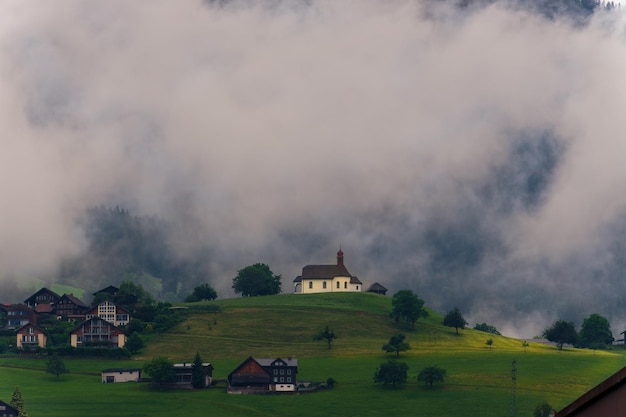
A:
510 359 517 417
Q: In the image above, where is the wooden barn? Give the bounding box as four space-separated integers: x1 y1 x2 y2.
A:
228 357 298 393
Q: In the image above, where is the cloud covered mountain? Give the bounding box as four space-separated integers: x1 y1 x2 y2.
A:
1 0 626 337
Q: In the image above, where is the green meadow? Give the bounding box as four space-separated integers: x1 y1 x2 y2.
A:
2 293 625 416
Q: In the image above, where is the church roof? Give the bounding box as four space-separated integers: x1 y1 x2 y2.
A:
301 264 352 279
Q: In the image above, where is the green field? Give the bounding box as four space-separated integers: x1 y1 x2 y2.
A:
1 293 624 417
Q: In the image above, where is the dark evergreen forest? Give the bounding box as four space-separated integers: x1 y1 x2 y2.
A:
56 207 211 302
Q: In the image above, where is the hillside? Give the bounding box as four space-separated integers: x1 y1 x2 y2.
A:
1 292 624 417
141 292 545 360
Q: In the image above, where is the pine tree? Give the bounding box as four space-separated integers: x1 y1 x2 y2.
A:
10 387 28 417
191 352 206 389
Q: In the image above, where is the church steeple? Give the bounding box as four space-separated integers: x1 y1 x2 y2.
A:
337 247 344 266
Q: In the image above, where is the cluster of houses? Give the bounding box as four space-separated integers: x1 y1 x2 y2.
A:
1 285 130 351
0 249 387 395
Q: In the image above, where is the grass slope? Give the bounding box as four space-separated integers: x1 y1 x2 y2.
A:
1 293 624 417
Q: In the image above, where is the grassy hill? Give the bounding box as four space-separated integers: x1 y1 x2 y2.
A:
1 292 625 417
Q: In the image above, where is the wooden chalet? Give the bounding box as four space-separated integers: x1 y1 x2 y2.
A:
70 317 126 348
556 366 626 417
15 322 47 350
366 282 388 295
55 293 89 321
0 400 19 417
23 287 60 309
228 357 297 393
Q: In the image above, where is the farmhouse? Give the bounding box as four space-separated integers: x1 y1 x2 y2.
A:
15 323 47 350
70 317 126 348
293 249 362 294
101 368 143 383
228 357 298 393
0 400 19 417
556 366 626 417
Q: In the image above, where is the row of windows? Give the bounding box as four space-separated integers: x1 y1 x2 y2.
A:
273 369 292 375
273 377 293 383
22 336 39 343
308 281 350 289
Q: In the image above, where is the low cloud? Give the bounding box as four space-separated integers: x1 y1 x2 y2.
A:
2 0 626 337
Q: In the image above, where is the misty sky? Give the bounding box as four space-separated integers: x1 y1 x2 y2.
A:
2 0 626 337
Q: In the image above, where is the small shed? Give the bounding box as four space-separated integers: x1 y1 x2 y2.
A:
172 362 214 388
366 282 388 295
101 368 143 383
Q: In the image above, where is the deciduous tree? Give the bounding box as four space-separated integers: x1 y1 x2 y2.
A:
533 401 553 417
46 354 69 380
144 357 175 386
314 325 336 349
390 290 428 329
473 322 501 335
232 263 281 297
542 320 578 350
185 283 218 302
417 366 447 388
579 313 613 348
382 333 411 357
373 360 408 388
125 332 145 355
443 307 468 335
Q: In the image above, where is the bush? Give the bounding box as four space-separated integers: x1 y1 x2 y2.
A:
533 401 553 417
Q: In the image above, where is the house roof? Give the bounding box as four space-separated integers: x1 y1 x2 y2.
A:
0 400 19 416
555 366 626 416
102 368 142 373
367 282 388 292
228 357 271 385
5 303 34 313
174 363 213 369
70 316 124 334
24 287 60 304
255 357 298 367
58 293 88 308
15 322 46 334
301 264 352 279
92 285 119 296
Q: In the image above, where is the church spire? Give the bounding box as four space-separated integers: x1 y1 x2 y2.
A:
337 247 344 266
